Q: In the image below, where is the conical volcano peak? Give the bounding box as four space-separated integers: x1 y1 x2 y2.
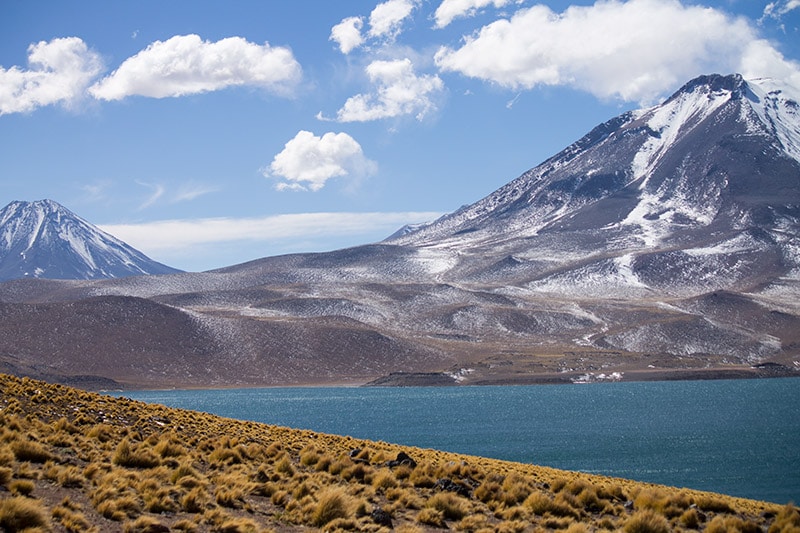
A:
0 199 181 281
391 72 800 284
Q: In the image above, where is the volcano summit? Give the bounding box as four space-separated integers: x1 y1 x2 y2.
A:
0 199 180 282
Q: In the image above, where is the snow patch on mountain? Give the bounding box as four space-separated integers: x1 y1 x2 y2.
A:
412 247 458 275
630 80 730 182
682 233 762 257
746 77 800 162
525 257 654 298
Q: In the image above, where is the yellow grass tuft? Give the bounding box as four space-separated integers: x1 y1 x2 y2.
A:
426 491 470 521
310 486 353 527
0 496 50 532
623 508 671 533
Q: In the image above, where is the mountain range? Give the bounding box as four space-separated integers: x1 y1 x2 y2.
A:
1 73 798 389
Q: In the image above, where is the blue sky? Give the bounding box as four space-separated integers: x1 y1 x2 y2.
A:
2 0 799 271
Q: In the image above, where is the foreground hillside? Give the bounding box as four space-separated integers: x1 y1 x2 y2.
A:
0 374 797 532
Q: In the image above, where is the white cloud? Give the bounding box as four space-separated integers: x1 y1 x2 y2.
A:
330 16 365 54
368 0 419 40
435 0 794 103
102 211 442 251
434 0 512 29
136 180 166 210
334 58 444 122
89 34 301 100
80 180 113 203
174 182 219 202
266 130 377 191
0 37 103 115
99 211 442 269
740 40 800 91
763 0 800 19
135 180 222 206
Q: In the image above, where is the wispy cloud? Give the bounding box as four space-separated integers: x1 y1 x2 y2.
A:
136 180 166 209
266 130 377 192
79 179 113 203
133 180 220 208
763 0 800 20
174 182 219 202
331 58 444 122
0 37 103 115
100 211 442 269
435 0 800 103
89 34 302 100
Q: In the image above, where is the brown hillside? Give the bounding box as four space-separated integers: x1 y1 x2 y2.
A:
1 373 797 532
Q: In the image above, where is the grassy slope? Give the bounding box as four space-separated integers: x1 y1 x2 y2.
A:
0 373 797 533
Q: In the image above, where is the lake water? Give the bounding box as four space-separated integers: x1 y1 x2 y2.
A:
111 377 800 504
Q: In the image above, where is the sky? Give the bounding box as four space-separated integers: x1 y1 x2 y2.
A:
1 0 799 272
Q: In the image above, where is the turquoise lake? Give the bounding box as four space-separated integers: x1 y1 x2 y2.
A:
111 377 800 504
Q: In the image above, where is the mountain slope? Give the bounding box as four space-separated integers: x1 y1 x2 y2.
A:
0 199 181 281
387 74 800 297
1 74 799 388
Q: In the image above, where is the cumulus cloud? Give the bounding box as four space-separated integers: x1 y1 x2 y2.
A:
266 130 377 191
433 0 512 28
368 0 420 40
0 37 103 115
740 40 800 91
89 34 301 100
330 16 365 54
333 58 444 122
435 0 793 103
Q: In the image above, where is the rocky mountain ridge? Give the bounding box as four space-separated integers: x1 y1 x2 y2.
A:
1 74 799 389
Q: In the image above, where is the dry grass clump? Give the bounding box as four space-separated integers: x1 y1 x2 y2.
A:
310 486 354 527
112 437 161 469
0 495 50 532
425 491 470 520
770 503 800 533
0 373 790 532
623 508 672 533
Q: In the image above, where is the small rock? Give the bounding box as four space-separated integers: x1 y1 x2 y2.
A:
349 448 369 464
386 451 417 468
371 508 393 528
436 478 472 498
624 500 634 511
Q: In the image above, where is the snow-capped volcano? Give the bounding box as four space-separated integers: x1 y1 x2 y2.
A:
0 199 180 281
389 74 800 296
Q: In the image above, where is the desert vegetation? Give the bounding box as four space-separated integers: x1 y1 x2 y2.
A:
0 373 796 532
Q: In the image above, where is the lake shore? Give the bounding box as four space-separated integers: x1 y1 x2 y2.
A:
363 364 799 387
2 372 797 532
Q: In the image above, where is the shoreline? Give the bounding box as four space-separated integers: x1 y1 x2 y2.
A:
91 363 800 392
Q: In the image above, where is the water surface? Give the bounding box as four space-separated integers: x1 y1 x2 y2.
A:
112 378 800 504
